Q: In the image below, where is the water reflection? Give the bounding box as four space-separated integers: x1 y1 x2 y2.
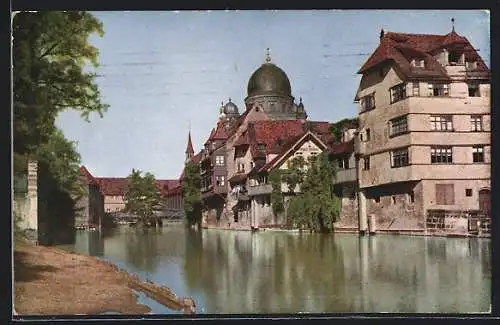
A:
61 226 491 314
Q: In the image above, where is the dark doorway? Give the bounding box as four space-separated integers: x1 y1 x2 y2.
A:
479 188 491 216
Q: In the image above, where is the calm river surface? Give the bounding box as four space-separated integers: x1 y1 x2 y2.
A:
58 224 491 314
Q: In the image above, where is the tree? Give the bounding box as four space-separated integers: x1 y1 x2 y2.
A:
329 118 359 142
13 11 109 155
269 169 284 216
182 161 202 228
124 169 162 225
280 156 307 193
286 153 341 232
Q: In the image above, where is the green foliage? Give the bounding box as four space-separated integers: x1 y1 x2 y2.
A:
182 161 202 227
329 118 359 142
286 153 341 232
124 169 162 222
269 169 284 216
280 156 307 193
13 11 108 155
35 128 86 199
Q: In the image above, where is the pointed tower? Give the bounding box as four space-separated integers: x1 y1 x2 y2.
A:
185 131 194 164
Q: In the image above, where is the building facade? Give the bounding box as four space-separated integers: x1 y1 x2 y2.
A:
353 28 491 234
174 50 334 230
75 166 105 228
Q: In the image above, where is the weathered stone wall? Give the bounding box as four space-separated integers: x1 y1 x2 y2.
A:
365 181 424 231
427 210 491 235
334 182 359 229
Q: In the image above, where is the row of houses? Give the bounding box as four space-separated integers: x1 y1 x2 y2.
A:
164 27 491 235
76 166 180 227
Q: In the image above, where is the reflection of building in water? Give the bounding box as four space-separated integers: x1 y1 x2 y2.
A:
342 236 491 313
189 230 490 313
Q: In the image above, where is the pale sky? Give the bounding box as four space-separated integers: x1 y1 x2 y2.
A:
55 10 490 180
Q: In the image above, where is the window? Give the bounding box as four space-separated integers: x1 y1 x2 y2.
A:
431 146 453 164
448 51 458 64
363 156 370 170
373 197 380 203
391 148 409 168
430 115 453 131
435 184 455 205
338 157 349 169
250 161 254 169
215 155 225 166
389 115 408 137
470 115 483 131
428 84 449 97
238 163 245 173
468 83 480 97
472 146 484 163
465 189 473 197
361 93 375 111
365 128 371 141
390 83 407 104
392 196 396 204
414 59 425 68
359 133 364 141
216 176 225 187
413 82 420 97
258 143 266 151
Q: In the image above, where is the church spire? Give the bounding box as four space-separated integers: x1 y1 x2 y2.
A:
451 17 455 32
185 130 194 163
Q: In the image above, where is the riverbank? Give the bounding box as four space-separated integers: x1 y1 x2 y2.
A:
13 239 195 315
202 224 490 238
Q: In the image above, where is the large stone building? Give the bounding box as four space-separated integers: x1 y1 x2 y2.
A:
172 50 334 230
353 28 491 234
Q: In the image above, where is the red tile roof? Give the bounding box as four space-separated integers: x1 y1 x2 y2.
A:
95 177 179 197
210 121 229 141
96 177 129 196
259 131 328 172
358 30 489 78
329 139 355 155
79 166 99 186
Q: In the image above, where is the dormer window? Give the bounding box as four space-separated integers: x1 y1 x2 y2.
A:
258 143 266 151
412 59 425 68
448 51 458 65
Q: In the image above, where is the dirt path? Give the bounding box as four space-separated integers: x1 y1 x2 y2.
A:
13 240 195 315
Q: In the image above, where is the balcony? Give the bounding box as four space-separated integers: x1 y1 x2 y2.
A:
334 168 357 184
248 184 273 196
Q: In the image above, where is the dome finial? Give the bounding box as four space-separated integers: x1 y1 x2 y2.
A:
299 97 302 104
451 17 455 32
265 48 271 63
228 97 232 102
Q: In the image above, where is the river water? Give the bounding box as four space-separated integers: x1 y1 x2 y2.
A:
58 224 491 314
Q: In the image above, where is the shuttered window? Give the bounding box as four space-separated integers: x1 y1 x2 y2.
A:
435 184 455 205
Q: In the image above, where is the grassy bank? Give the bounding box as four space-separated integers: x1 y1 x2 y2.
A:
13 239 195 315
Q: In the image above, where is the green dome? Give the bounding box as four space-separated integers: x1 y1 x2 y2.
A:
247 62 292 97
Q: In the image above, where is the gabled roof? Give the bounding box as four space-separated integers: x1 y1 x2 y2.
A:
79 166 99 186
358 30 489 79
259 130 328 172
245 120 331 158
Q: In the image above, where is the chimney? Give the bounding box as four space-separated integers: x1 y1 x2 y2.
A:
380 29 385 42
